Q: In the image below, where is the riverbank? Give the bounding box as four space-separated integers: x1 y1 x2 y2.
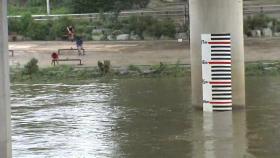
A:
10 62 189 84
10 61 280 84
8 38 280 68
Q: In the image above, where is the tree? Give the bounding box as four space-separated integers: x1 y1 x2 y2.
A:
126 16 153 40
71 0 115 13
71 0 150 13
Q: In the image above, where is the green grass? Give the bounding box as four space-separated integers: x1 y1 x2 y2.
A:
10 63 189 84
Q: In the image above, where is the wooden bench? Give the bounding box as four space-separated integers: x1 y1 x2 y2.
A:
9 50 14 57
58 48 85 55
52 59 82 66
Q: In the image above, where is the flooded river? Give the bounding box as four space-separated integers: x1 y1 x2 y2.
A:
11 76 280 158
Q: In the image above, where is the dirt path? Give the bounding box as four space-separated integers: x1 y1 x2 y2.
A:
8 38 280 68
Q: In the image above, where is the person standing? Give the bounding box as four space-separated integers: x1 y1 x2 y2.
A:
67 25 75 42
51 52 59 66
76 36 84 56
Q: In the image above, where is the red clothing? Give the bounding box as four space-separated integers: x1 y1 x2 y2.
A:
51 52 58 60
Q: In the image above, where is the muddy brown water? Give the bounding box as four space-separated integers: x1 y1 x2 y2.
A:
11 76 280 158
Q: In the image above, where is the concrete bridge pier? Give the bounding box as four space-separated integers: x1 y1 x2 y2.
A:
0 0 12 157
189 0 245 109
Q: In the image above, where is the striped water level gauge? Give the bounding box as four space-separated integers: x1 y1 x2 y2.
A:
201 33 232 111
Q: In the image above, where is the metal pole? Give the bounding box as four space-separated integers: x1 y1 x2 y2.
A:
0 0 12 157
47 0 50 15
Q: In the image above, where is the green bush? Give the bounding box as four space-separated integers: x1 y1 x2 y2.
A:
147 20 163 39
160 18 176 38
9 16 76 40
8 18 22 34
147 18 176 39
19 13 33 36
8 13 177 41
125 16 176 40
274 20 280 32
50 17 73 40
75 21 92 38
244 14 275 35
244 17 251 36
126 15 153 39
27 21 50 40
23 58 39 75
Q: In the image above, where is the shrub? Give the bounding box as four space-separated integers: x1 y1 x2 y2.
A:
126 15 153 39
244 14 273 31
27 21 50 40
244 17 252 36
125 16 176 40
8 12 178 41
50 17 73 39
160 18 176 38
274 20 280 32
8 18 22 34
147 20 163 39
147 18 176 39
75 21 93 39
20 13 33 36
23 58 39 75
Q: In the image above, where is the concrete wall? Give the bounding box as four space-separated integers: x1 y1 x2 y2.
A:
0 0 12 157
189 0 245 109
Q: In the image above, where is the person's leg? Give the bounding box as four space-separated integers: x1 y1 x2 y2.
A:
71 33 74 42
82 45 85 55
77 45 82 55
